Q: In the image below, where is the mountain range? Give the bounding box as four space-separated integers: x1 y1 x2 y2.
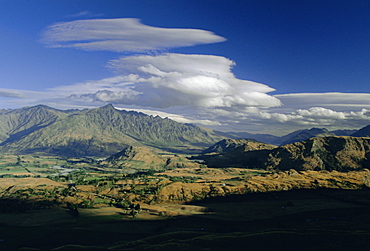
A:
0 104 223 156
1 104 370 158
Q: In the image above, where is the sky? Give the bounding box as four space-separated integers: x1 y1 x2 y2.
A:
0 0 369 135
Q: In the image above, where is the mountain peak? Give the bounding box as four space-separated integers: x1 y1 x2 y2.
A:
202 138 275 155
25 104 54 111
308 127 329 132
100 104 116 110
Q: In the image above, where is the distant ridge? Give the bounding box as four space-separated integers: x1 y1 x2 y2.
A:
271 128 335 146
223 127 367 146
351 125 370 137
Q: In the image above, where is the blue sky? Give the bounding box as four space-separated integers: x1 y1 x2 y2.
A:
0 0 369 135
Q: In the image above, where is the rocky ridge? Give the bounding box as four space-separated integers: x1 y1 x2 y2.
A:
199 136 370 171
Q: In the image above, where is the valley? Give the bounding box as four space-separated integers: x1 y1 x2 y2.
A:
1 153 370 250
1 105 370 250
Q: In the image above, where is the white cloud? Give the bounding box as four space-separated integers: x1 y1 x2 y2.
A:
256 107 370 129
39 54 281 111
296 107 346 120
103 53 281 109
115 107 222 126
42 18 226 52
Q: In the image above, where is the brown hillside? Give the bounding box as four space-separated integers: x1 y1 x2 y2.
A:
199 136 370 171
265 136 370 171
200 139 276 168
202 138 276 154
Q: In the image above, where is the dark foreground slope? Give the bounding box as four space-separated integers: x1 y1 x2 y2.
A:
2 189 370 250
0 104 224 156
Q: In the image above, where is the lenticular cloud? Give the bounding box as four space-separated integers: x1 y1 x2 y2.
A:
99 53 282 109
42 18 226 52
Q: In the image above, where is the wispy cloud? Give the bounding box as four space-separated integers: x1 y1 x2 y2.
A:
275 93 370 111
115 107 222 126
41 18 226 52
0 89 27 98
66 11 104 18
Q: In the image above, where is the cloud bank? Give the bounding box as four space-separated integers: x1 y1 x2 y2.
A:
50 53 281 111
2 18 369 135
42 18 226 52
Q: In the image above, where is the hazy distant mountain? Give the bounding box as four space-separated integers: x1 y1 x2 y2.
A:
220 127 358 146
351 125 370 137
215 131 279 145
272 128 335 146
0 104 224 156
199 136 370 171
331 129 358 136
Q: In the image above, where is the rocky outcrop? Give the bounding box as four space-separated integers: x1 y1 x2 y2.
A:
265 136 370 171
199 136 370 172
202 138 276 154
107 145 167 163
199 139 276 168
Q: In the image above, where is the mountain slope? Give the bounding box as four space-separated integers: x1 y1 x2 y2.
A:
265 136 370 171
331 129 357 136
215 131 279 145
0 104 224 156
199 139 276 168
198 136 370 171
202 138 276 155
352 125 370 137
0 105 75 144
